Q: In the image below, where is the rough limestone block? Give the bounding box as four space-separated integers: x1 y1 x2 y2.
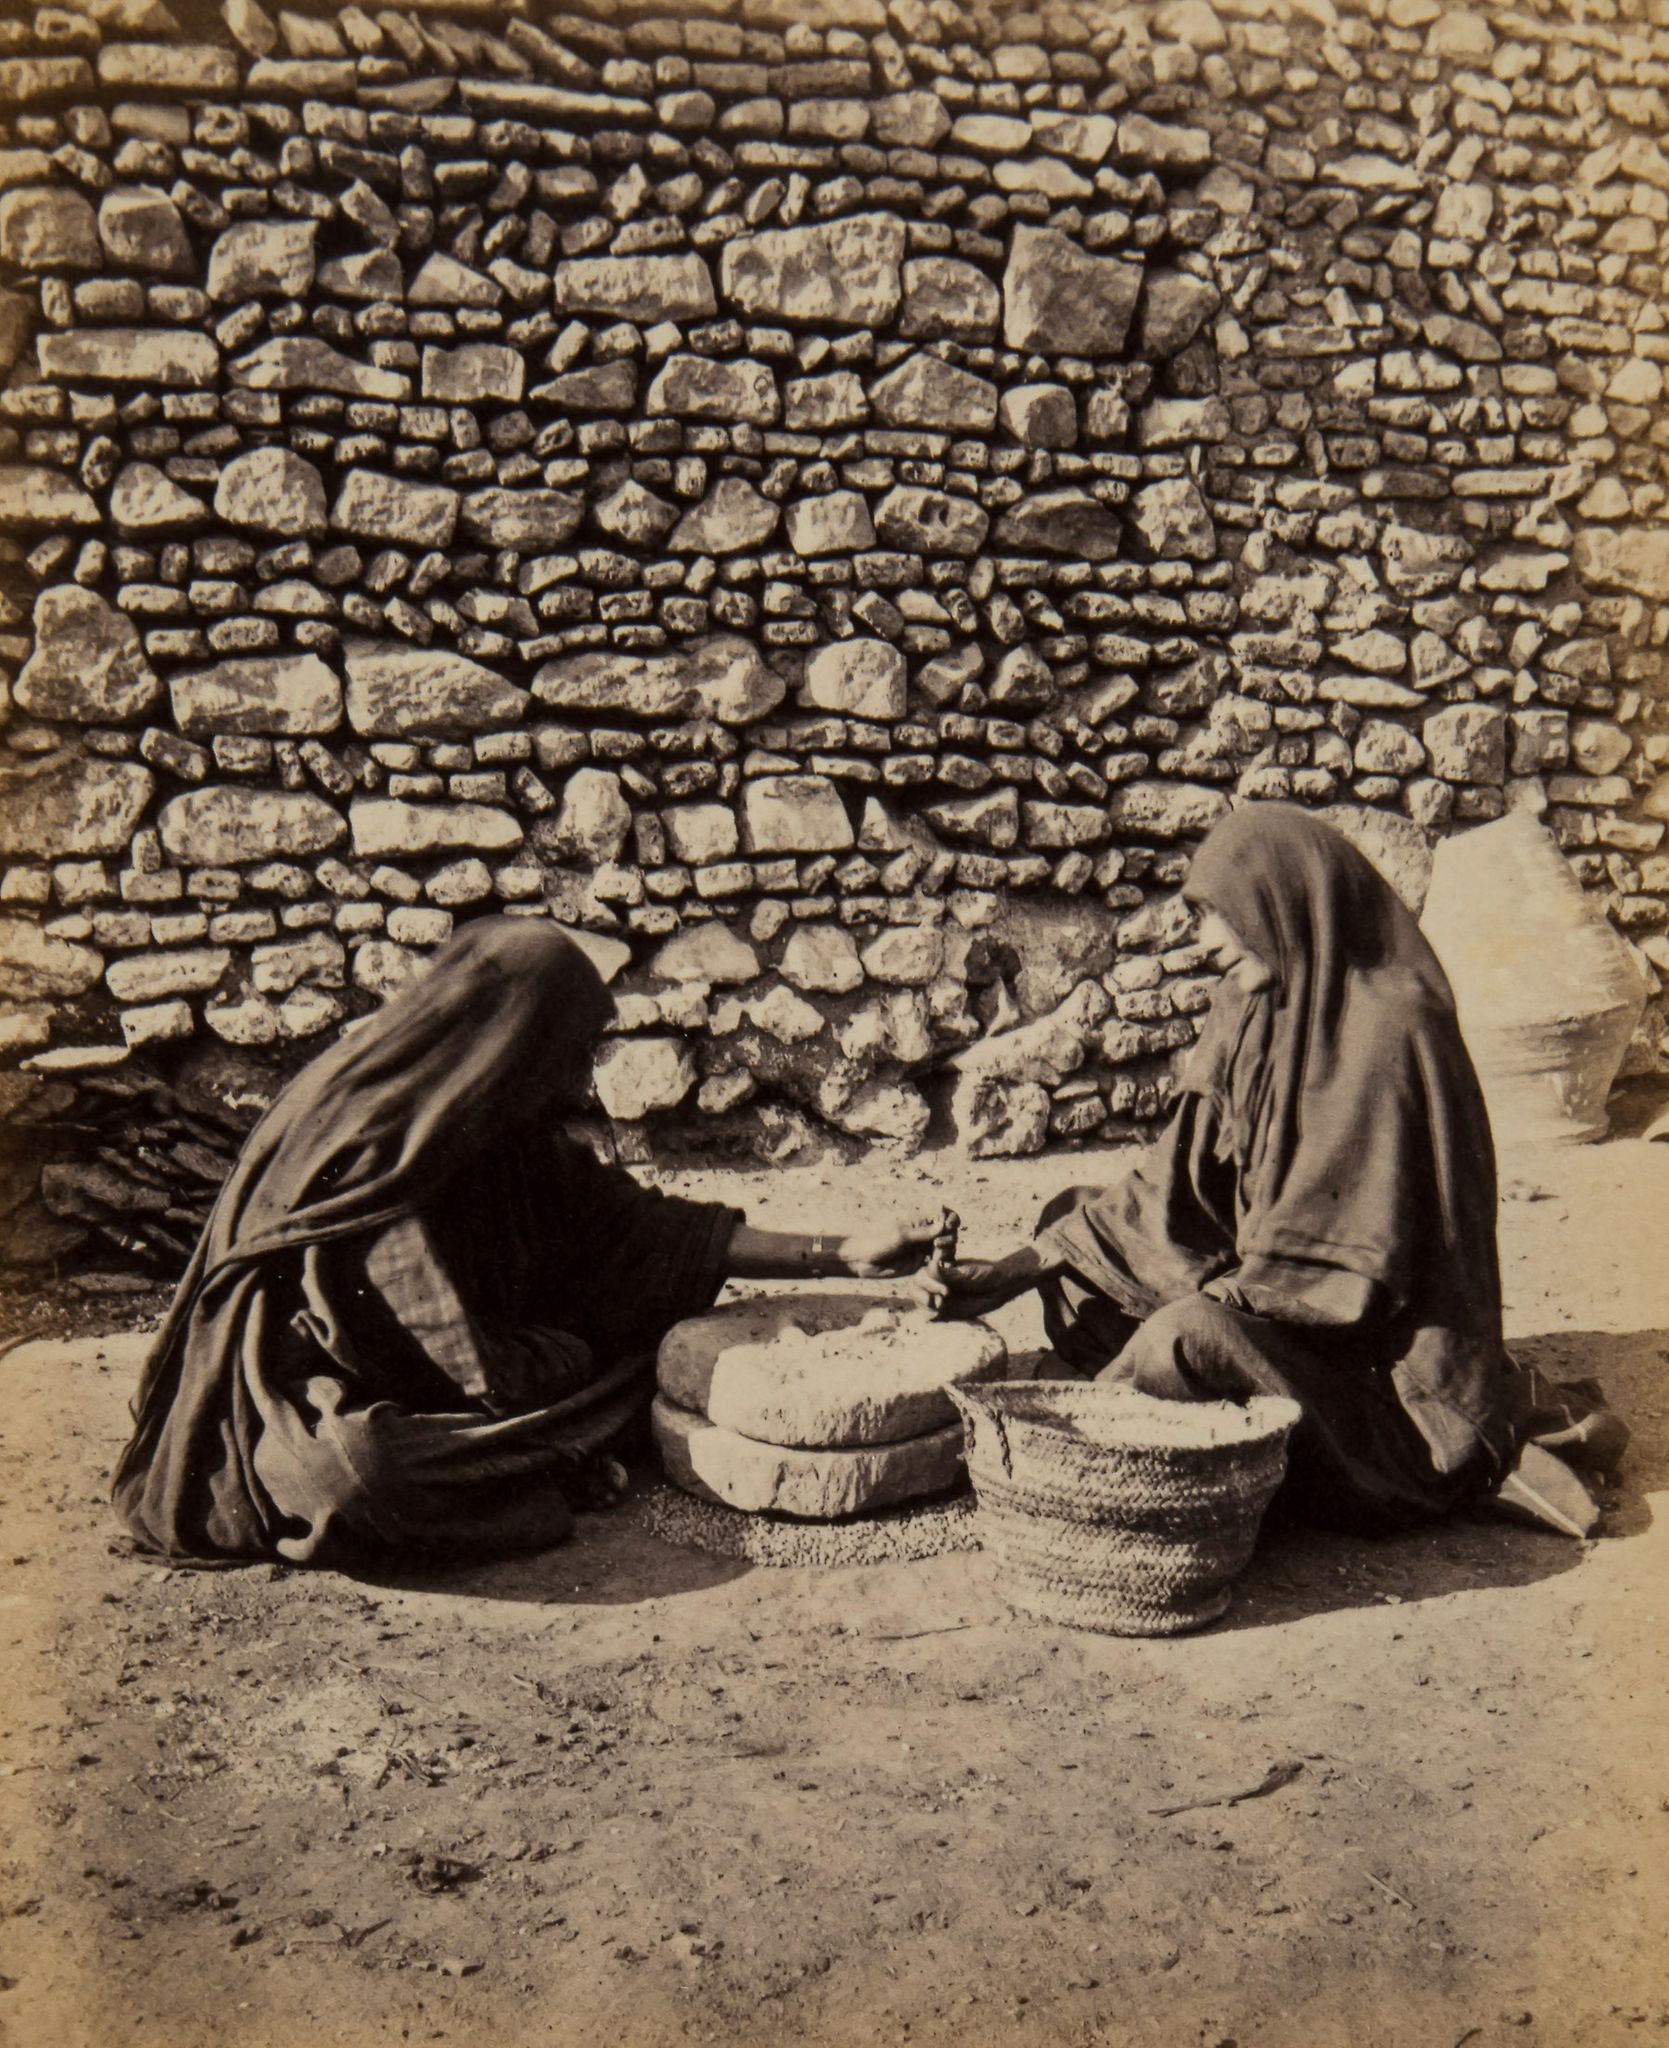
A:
801 640 907 721
949 1072 1052 1157
160 789 346 867
1000 383 1077 449
207 219 316 301
0 56 95 102
720 213 906 327
421 344 524 405
543 768 631 863
1117 113 1211 171
38 329 220 386
784 491 875 556
231 338 407 399
669 478 779 553
658 1294 1006 1448
592 480 679 548
349 800 523 859
899 256 1000 340
15 587 159 725
0 468 100 529
0 757 152 859
0 187 101 269
647 353 779 424
460 488 582 549
332 470 459 549
861 926 943 984
781 923 863 993
873 485 988 557
650 923 759 984
594 1037 697 1120
1002 227 1142 355
1423 705 1507 785
171 653 342 737
922 787 1019 847
741 776 855 855
783 371 867 430
0 917 104 1000
213 446 328 537
552 253 716 322
654 1396 965 1516
408 253 499 308
344 641 528 737
1571 528 1669 604
532 650 694 719
871 352 998 431
97 187 193 274
98 42 240 90
110 463 207 532
662 803 738 864
1129 477 1215 560
871 89 949 147
106 948 231 1004
316 251 402 301
1103 781 1231 840
1138 270 1221 355
995 490 1121 561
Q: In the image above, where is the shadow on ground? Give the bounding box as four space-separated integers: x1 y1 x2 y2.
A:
1223 1323 1663 1631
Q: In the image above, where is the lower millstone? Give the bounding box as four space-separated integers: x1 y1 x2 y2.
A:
651 1395 966 1519
655 1292 1007 1447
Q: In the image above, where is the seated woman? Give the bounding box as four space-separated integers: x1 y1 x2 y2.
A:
114 917 941 1567
925 804 1621 1535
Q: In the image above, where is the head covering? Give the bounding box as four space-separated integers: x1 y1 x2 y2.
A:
1179 803 1493 1309
189 915 613 1274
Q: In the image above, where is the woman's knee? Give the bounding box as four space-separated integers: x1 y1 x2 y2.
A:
1035 1184 1100 1235
1102 1292 1250 1401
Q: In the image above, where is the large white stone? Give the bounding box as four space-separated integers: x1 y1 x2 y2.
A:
741 776 854 854
650 923 759 984
653 1395 966 1516
801 639 907 720
171 653 341 736
15 586 159 724
594 1036 697 1119
160 788 346 865
657 1293 1007 1447
213 446 328 537
344 640 527 736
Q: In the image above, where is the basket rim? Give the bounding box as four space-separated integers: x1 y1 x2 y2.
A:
949 1378 1302 1455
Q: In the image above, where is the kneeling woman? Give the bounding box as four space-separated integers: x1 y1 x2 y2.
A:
114 918 940 1567
932 805 1541 1533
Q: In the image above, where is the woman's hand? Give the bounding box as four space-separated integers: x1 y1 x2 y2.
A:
913 1245 1054 1319
839 1215 946 1279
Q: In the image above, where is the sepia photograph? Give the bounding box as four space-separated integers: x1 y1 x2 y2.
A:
1 0 1666 2040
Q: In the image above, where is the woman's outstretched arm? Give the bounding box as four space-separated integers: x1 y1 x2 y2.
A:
724 1217 944 1282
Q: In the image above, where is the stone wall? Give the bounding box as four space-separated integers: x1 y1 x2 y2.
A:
2 0 1668 1280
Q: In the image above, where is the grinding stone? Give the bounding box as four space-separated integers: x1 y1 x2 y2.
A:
655 1292 1007 1447
652 1395 966 1518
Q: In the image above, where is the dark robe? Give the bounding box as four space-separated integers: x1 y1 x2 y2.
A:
1037 805 1529 1531
112 918 740 1566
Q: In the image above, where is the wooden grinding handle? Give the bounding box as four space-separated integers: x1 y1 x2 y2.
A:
923 1207 960 1318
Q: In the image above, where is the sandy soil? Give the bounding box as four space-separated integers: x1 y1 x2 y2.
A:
3 1116 1668 2048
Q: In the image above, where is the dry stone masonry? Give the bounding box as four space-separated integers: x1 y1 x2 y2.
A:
2 0 1669 1281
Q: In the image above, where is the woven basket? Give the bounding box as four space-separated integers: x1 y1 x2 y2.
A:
948 1380 1301 1637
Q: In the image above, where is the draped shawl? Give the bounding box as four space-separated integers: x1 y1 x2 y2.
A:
1040 804 1518 1484
113 918 740 1565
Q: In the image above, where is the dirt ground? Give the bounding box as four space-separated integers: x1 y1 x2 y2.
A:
3 1108 1668 2048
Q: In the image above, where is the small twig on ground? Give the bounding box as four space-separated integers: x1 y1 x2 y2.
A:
1149 1759 1305 1818
1365 1870 1417 1911
870 1623 975 1641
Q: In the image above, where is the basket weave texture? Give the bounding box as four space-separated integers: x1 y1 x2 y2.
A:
948 1380 1301 1637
